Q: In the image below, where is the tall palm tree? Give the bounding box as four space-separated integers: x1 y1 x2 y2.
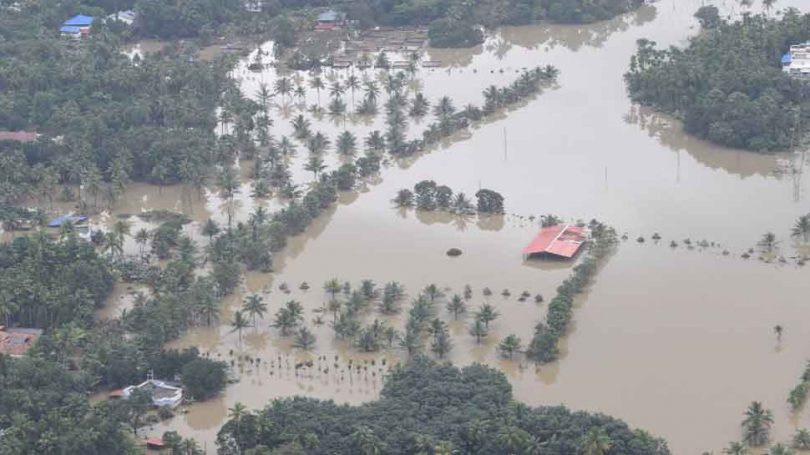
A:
310 76 324 106
201 219 220 243
274 77 292 102
475 303 499 328
365 131 385 154
758 232 778 254
291 115 311 140
324 278 341 298
792 429 810 450
230 310 251 342
446 294 466 319
329 81 345 100
134 228 150 257
337 131 357 156
256 83 272 113
364 81 380 105
304 156 326 180
791 215 810 243
498 334 522 359
293 326 316 350
470 319 488 344
279 136 297 156
742 401 773 446
346 74 360 106
580 427 612 455
242 294 267 326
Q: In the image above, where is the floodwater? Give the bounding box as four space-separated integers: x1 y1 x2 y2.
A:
87 0 810 453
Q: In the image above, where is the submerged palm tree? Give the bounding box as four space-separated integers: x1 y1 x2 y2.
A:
242 294 267 326
230 310 251 342
742 401 773 446
310 76 324 106
791 215 810 243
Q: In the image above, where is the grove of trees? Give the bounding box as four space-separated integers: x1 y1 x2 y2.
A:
625 9 810 151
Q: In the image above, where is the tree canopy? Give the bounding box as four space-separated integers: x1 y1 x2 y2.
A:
215 356 670 455
625 9 810 151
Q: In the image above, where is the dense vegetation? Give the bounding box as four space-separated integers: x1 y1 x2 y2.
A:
215 356 670 455
625 9 810 151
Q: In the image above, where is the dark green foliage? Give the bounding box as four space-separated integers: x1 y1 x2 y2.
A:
475 189 504 214
215 357 670 455
0 355 137 454
543 0 642 24
625 10 810 151
428 18 484 48
182 357 228 400
0 235 114 329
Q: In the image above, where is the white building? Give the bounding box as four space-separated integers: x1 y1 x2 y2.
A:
107 10 137 26
782 42 810 78
122 379 183 408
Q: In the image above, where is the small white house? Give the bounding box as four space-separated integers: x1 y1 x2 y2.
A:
122 379 183 408
782 42 810 79
107 10 137 26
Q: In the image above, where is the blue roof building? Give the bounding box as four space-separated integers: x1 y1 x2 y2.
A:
782 53 792 65
59 25 82 34
48 215 88 228
63 15 94 27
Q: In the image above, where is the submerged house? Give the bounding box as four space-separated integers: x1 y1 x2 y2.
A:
60 15 94 38
0 326 43 357
122 379 183 408
315 9 346 31
782 42 810 78
523 224 587 260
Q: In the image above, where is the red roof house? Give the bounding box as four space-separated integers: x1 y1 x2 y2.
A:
523 224 587 259
0 131 38 143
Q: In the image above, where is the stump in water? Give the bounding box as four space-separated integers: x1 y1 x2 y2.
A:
446 248 462 257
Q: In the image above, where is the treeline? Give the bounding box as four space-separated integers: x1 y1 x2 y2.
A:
215 356 670 455
625 9 810 151
394 180 505 214
527 220 617 363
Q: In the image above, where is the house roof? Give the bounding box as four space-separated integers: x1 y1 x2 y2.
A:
60 25 82 33
0 131 38 142
63 15 94 26
0 327 43 357
523 224 587 259
145 437 165 448
317 10 342 22
47 215 87 227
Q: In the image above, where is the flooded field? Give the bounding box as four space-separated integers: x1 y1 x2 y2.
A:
54 0 810 453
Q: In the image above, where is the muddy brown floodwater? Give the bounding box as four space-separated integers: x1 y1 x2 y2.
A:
84 1 810 453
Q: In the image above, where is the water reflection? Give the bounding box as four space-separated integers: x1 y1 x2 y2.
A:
625 105 793 178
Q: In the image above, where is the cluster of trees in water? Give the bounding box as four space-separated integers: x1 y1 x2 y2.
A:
720 400 810 454
625 9 810 152
215 356 670 454
394 180 505 214
527 220 617 363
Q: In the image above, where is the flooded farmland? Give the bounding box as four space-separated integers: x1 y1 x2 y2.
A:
79 0 810 453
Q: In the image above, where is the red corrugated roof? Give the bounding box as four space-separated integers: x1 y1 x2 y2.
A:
146 437 164 448
523 224 586 259
0 131 38 143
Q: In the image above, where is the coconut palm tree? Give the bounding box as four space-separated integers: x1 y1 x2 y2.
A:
294 85 306 101
346 75 360 105
431 329 452 359
134 228 150 257
337 131 357 156
324 278 341 298
242 294 267 326
310 76 324 106
498 334 522 359
293 326 316 350
470 319 488 344
791 215 810 243
256 83 272 113
274 77 292 101
423 284 443 304
291 115 311 140
352 426 385 455
580 427 612 455
365 131 386 154
329 81 344 100
742 401 773 446
475 303 499 328
446 294 466 319
230 310 251 342
364 81 380 105
307 132 331 155
279 135 297 155
304 155 326 180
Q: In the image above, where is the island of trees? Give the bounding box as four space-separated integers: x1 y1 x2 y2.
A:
625 8 810 152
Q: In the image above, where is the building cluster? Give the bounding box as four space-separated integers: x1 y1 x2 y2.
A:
782 42 810 79
59 11 136 39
